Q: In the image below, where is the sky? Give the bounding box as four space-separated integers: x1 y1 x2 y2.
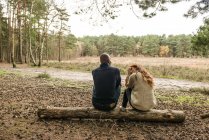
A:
61 0 205 37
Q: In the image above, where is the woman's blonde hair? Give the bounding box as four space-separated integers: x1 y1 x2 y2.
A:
130 64 154 87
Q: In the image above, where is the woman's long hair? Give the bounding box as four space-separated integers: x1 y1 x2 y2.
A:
130 64 154 88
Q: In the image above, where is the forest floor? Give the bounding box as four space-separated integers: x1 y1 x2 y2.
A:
1 65 209 139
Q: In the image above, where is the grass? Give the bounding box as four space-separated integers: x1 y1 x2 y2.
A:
189 87 209 95
36 72 51 79
0 70 7 76
43 62 209 82
157 94 209 106
44 62 96 72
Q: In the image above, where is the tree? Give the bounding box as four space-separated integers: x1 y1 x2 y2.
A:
176 35 192 57
159 46 169 57
74 0 209 21
191 18 209 57
141 35 161 56
54 5 69 62
0 3 4 62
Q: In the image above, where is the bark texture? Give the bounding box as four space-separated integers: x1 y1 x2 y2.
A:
37 107 185 123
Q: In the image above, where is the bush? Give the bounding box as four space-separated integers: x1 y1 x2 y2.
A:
37 72 51 79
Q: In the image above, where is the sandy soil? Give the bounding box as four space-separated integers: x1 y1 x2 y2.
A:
1 73 209 140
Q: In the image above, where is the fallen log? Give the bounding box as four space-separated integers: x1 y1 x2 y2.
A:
37 107 185 123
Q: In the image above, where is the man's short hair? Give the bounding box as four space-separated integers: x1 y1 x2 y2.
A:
100 53 111 64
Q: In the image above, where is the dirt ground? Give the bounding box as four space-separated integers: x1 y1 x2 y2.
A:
1 73 209 140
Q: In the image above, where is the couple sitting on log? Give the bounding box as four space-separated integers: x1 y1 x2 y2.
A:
92 53 157 112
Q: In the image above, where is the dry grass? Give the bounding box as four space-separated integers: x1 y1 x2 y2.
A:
51 57 209 69
44 57 209 82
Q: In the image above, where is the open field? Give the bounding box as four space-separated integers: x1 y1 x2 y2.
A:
0 72 209 139
55 57 209 69
44 57 209 82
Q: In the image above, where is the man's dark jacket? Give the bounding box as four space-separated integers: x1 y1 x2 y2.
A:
92 63 121 105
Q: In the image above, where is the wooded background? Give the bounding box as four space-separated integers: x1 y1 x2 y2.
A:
0 0 209 68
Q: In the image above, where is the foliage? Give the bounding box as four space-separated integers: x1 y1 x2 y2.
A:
74 0 209 22
0 0 209 66
159 46 169 57
0 0 75 65
191 18 209 57
78 34 193 57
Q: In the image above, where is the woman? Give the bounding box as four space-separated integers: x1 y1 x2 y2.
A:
120 64 157 111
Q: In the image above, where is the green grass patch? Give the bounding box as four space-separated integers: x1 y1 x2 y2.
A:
189 87 209 95
0 70 7 76
43 62 97 72
37 72 51 79
157 94 209 106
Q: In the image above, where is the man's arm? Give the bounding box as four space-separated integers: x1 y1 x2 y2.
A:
116 69 121 87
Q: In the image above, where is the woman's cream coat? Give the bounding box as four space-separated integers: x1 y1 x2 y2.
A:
127 72 157 111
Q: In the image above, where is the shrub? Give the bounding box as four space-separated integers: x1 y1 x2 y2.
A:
37 72 51 79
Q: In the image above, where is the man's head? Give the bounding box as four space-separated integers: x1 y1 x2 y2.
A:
100 53 111 64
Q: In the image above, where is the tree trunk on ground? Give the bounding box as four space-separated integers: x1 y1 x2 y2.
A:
37 107 185 123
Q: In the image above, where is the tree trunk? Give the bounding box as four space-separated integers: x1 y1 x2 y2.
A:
0 19 2 62
58 19 63 62
24 0 29 64
58 34 61 62
28 1 36 66
11 5 16 68
38 37 45 67
37 107 185 123
29 36 37 66
46 34 48 63
7 5 11 63
18 17 23 64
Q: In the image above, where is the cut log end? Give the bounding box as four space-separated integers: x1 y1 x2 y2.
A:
37 107 185 123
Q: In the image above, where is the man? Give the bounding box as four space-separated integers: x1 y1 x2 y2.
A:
92 53 121 111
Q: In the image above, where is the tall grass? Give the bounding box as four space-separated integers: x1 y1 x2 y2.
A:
43 62 209 82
